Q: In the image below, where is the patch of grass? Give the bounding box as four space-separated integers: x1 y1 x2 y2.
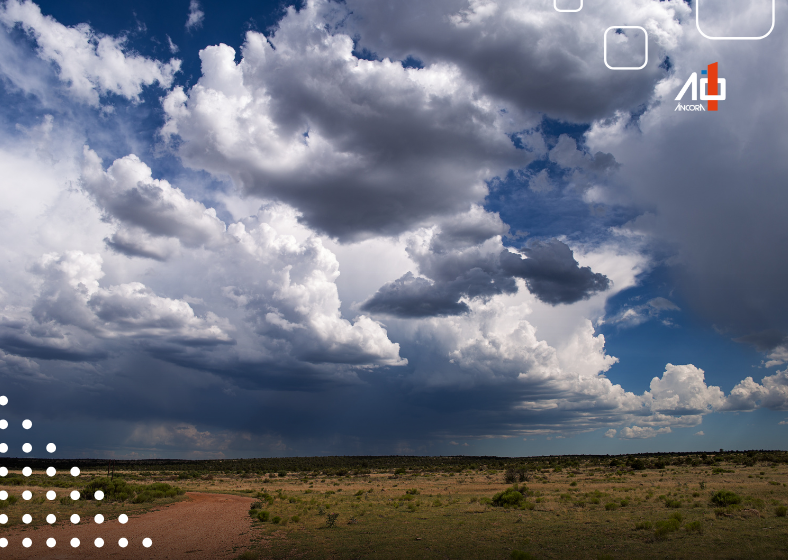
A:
775 505 787 517
604 502 618 511
685 520 704 534
654 517 681 539
634 521 653 530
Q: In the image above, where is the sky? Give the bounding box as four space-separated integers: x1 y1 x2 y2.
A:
0 0 787 459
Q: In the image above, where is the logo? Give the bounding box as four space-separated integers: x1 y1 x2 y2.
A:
675 62 725 112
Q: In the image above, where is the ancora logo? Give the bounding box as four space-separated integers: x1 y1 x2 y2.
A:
675 62 726 112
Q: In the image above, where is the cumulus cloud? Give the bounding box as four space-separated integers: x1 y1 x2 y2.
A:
606 297 680 328
185 0 205 31
343 0 686 121
723 370 788 411
362 210 610 317
0 0 180 106
161 0 541 240
81 147 226 259
604 428 616 438
619 426 672 439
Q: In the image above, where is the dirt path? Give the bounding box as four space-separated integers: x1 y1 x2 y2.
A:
0 492 257 560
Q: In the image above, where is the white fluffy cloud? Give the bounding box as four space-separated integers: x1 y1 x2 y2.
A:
0 0 180 106
724 370 788 412
185 0 204 31
619 426 672 439
161 0 540 240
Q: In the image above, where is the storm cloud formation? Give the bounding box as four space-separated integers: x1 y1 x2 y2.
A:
363 238 610 317
0 0 787 459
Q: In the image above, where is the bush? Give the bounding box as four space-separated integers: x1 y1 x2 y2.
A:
0 495 18 508
654 518 681 539
277 471 287 478
775 505 787 517
272 516 282 524
405 488 420 495
249 509 259 518
493 489 524 508
711 490 742 507
634 521 652 530
257 511 270 522
605 502 618 511
665 500 682 509
685 520 703 534
292 515 300 522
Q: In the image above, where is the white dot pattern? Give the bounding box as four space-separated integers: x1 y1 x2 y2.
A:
46 514 56 524
143 538 153 548
46 490 56 500
22 490 32 500
47 538 56 548
0 396 7 406
0 538 6 548
0 443 7 453
46 466 56 476
22 419 31 430
22 467 31 477
22 514 31 524
0 467 6 476
71 538 80 548
0 420 6 430
95 490 105 500
0 514 7 524
22 443 31 453
70 513 80 524
118 538 128 548
70 490 80 500
70 466 80 477
94 537 104 548
94 513 104 524
22 538 31 548
118 514 128 524
46 443 56 453
0 491 7 500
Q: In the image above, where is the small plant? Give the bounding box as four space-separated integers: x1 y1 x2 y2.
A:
272 516 282 524
620 499 629 507
326 513 339 528
604 502 618 511
654 518 681 539
405 488 420 495
570 481 577 487
257 511 270 522
291 515 300 522
634 521 653 530
685 520 704 534
665 499 682 508
775 505 787 517
711 490 742 507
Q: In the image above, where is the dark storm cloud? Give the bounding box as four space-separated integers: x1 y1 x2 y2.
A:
363 239 610 317
342 0 680 122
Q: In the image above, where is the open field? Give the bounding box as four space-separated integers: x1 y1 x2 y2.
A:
1 452 787 559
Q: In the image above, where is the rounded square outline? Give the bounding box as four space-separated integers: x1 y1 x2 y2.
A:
604 26 648 71
554 0 582 13
700 78 727 101
696 0 775 40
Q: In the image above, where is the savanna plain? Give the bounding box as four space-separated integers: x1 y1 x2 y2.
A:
1 452 787 560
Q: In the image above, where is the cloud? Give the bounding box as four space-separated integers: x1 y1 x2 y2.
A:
695 431 704 436
362 211 610 317
186 0 205 31
604 428 616 438
0 0 180 106
723 370 788 412
342 0 685 121
619 426 672 439
81 147 226 259
161 0 541 240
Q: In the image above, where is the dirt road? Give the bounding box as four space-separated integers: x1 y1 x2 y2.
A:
0 492 257 560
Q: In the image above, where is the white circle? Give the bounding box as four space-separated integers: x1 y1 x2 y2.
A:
22 467 32 477
0 420 6 430
70 514 80 524
0 538 6 548
22 443 31 453
23 538 31 548
94 538 104 548
0 514 7 524
143 538 152 548
0 491 7 500
46 443 56 453
0 443 7 453
118 538 128 548
22 514 31 524
46 490 56 500
46 467 56 477
70 490 79 500
47 538 56 548
94 490 104 500
70 538 80 548
0 396 7 406
70 466 80 477
46 514 56 524
0 467 6 476
22 419 32 430
94 513 104 524
118 514 128 524
22 490 32 500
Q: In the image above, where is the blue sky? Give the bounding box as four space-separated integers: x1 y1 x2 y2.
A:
0 0 787 459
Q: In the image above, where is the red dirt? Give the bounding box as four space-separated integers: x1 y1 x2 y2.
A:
0 492 257 560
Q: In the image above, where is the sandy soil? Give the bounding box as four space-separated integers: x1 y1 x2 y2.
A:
0 492 256 560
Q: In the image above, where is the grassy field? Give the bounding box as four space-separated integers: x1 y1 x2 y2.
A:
1 452 787 559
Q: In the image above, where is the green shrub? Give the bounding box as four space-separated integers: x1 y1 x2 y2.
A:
249 509 259 518
685 520 703 534
291 515 300 522
775 505 787 517
59 496 75 506
620 499 629 507
272 516 282 524
669 512 683 523
257 511 270 522
654 518 681 539
634 521 652 530
0 495 18 508
605 502 618 511
277 471 287 478
711 490 742 507
665 499 682 508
